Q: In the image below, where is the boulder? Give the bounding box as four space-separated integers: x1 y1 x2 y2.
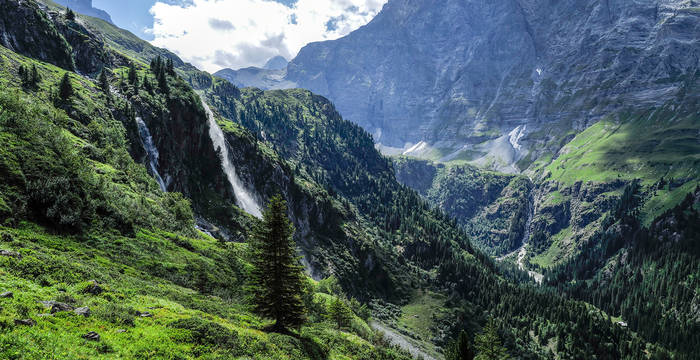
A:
14 319 36 326
0 250 20 258
136 311 153 318
83 280 103 295
82 331 100 341
74 307 90 317
39 301 75 314
0 292 13 298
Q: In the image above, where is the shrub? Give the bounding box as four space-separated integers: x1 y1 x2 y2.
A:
171 317 238 354
94 303 137 327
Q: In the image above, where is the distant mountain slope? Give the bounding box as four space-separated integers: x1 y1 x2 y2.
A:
52 0 112 23
263 55 288 70
224 0 700 173
214 67 295 91
288 0 700 157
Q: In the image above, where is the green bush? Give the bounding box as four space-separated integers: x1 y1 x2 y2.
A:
94 302 137 327
171 317 239 354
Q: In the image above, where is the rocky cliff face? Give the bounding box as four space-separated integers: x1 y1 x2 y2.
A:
0 0 74 70
269 0 700 170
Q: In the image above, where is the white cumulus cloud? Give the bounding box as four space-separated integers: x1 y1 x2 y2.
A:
149 0 387 73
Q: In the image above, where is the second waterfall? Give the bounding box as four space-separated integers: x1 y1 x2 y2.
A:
201 99 262 218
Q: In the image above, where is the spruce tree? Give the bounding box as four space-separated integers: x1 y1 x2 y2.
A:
58 72 73 100
128 62 138 85
18 65 26 83
446 330 475 360
143 73 152 93
66 8 75 21
328 298 353 329
157 65 169 94
98 69 110 94
249 194 306 332
166 58 175 75
474 318 509 360
30 65 40 86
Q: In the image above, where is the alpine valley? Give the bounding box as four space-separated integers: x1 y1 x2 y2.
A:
0 0 697 359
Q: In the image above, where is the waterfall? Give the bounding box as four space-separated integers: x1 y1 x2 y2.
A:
520 193 534 247
136 117 167 192
201 99 262 218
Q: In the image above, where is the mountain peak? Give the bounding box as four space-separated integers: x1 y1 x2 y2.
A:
263 55 288 70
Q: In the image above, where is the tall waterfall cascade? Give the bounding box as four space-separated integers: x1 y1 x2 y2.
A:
136 117 167 192
201 99 263 218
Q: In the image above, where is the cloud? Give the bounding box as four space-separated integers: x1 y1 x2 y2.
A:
149 0 387 72
208 18 235 31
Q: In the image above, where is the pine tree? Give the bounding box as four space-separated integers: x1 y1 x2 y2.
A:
157 65 169 94
98 69 110 94
66 8 75 21
446 330 475 360
30 65 40 86
248 194 306 332
166 58 175 75
328 298 353 329
128 63 140 91
58 72 74 100
143 73 152 93
474 318 509 360
18 65 26 83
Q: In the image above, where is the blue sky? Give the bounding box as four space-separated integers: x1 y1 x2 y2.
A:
93 0 160 40
92 0 386 72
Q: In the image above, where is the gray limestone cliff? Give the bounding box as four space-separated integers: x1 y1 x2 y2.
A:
225 0 700 172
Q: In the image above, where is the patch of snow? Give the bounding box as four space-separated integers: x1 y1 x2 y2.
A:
403 141 429 156
508 125 526 151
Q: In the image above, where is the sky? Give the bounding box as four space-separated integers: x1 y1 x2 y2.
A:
93 0 388 73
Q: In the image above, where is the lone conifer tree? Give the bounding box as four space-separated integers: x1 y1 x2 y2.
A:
474 318 509 360
30 65 40 85
249 195 306 332
328 297 353 329
98 69 110 95
65 8 75 21
446 330 475 360
58 72 73 100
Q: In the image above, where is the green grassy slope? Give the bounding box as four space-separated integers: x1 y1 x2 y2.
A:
0 10 411 358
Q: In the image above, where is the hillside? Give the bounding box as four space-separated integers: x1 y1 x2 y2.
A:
0 0 694 359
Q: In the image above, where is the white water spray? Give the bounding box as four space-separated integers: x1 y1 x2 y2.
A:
201 99 262 218
136 117 167 192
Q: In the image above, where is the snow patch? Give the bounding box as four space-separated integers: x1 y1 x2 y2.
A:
508 125 526 151
403 141 429 156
